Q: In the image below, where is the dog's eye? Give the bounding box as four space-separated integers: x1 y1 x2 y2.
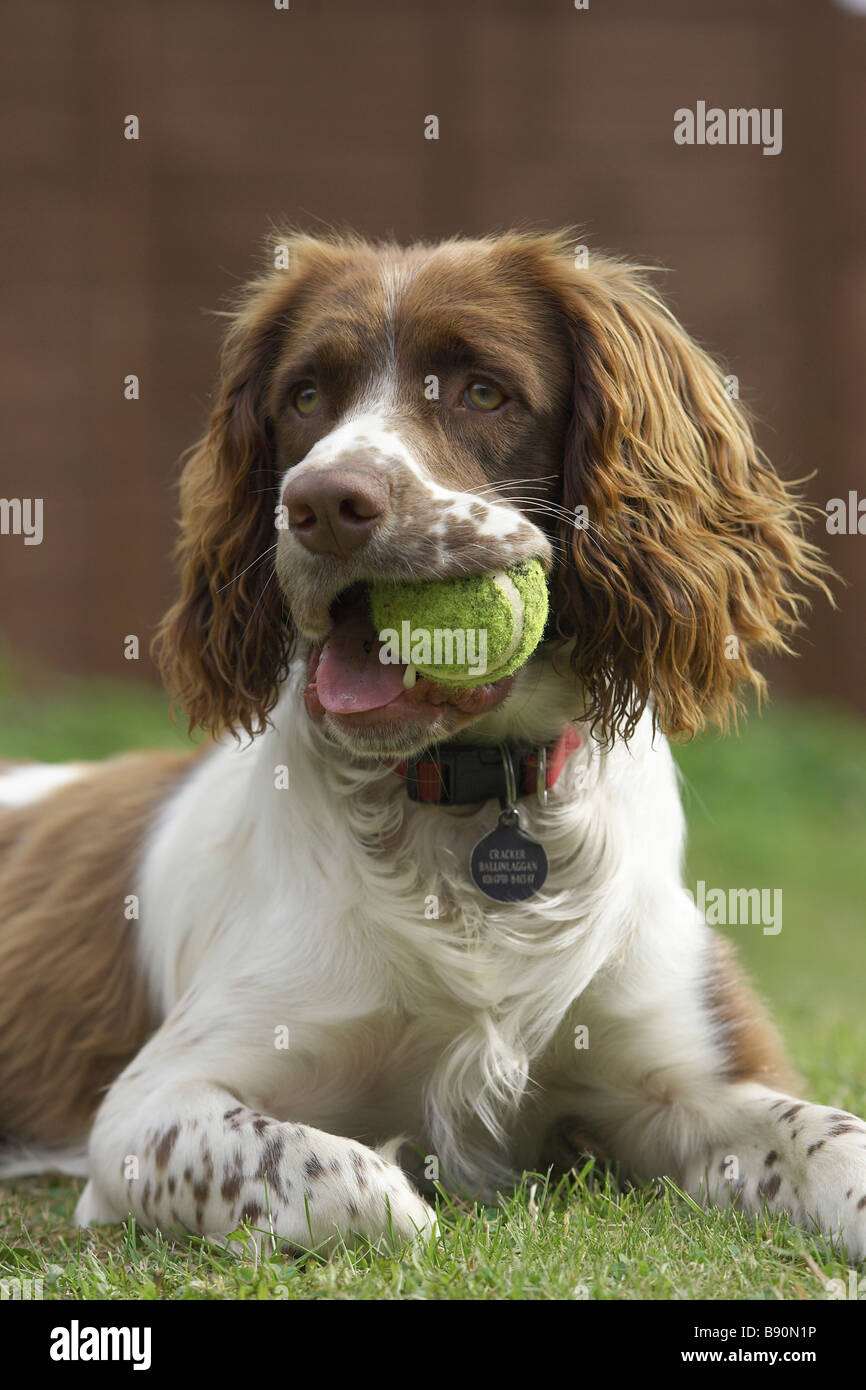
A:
464 381 505 412
294 385 320 417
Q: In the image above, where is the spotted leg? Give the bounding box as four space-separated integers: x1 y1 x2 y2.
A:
75 1001 436 1252
677 1083 866 1258
546 931 866 1261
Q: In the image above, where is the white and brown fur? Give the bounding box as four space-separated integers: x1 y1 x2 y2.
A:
1 231 865 1257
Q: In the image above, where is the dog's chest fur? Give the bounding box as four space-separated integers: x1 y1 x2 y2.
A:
135 662 693 1189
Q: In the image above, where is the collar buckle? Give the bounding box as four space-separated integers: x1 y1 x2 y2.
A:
405 744 519 805
400 725 581 806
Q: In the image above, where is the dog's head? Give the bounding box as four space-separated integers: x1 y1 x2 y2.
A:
154 230 828 756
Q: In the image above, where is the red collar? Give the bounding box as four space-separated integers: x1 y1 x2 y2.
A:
393 726 582 805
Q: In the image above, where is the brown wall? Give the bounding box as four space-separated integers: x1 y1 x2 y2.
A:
1 0 864 706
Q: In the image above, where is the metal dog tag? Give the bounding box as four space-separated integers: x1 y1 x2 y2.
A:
470 808 548 903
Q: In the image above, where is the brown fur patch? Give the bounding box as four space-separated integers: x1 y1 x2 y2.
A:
0 751 193 1144
757 1172 782 1201
704 934 797 1090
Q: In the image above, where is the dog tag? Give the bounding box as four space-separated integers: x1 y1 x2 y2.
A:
470 809 548 903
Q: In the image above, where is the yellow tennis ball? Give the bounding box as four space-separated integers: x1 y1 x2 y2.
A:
370 559 549 687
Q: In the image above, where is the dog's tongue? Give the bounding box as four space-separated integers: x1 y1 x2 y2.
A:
314 599 407 714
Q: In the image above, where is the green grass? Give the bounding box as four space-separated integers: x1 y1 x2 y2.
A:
0 653 193 760
1 661 864 1300
0 1169 856 1301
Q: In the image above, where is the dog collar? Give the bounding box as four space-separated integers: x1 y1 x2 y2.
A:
394 726 582 806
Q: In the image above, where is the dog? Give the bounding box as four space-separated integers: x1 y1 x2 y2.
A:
1 229 864 1258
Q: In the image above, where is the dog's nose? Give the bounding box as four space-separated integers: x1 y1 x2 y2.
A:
282 467 390 555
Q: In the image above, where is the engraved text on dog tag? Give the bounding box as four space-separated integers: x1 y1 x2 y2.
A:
469 810 548 903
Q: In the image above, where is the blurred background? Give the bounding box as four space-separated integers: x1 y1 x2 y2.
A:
2 0 865 700
0 1 864 1073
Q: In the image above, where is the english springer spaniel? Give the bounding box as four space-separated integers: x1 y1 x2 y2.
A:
2 230 864 1259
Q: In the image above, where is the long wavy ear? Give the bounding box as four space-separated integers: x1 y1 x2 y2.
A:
536 241 832 740
153 235 332 738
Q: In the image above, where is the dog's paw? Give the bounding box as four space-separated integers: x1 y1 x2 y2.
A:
767 1101 866 1261
240 1127 438 1254
80 1113 437 1255
689 1098 866 1262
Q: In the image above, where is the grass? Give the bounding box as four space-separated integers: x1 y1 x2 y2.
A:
1 1169 856 1302
0 657 864 1300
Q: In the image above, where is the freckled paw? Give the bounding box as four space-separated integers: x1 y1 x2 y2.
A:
314 1145 438 1248
243 1135 440 1252
374 1173 439 1246
792 1124 866 1261
694 1101 866 1261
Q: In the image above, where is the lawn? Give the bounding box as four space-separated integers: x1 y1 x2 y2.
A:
0 660 864 1300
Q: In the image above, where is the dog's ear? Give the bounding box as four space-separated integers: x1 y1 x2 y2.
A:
534 241 831 740
153 234 336 738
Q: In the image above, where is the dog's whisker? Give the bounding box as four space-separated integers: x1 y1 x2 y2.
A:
215 545 278 593
239 564 278 641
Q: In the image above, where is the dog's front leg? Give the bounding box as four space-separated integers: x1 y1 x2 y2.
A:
550 939 866 1260
75 1013 436 1252
556 1077 866 1260
674 1082 866 1259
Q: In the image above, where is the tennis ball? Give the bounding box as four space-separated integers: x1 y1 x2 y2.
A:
370 558 549 688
